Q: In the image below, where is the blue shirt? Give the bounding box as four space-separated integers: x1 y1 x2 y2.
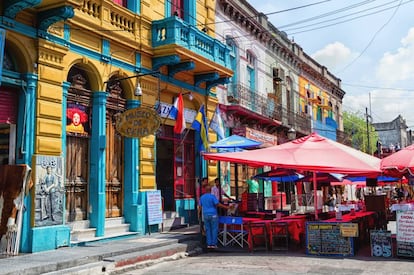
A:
199 193 219 216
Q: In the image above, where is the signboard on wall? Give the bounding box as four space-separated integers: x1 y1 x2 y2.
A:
146 190 163 225
0 28 6 85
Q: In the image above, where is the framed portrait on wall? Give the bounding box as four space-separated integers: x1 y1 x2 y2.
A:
66 103 89 136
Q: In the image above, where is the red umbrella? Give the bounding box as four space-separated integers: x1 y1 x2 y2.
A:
203 133 381 175
381 144 414 177
203 133 381 220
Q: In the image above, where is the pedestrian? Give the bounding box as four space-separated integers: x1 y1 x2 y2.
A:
211 177 232 202
199 184 232 249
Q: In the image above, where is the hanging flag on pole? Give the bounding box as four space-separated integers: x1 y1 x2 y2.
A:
191 105 209 152
209 105 225 140
170 93 186 134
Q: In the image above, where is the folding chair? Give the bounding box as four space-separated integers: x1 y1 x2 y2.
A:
269 221 289 251
247 222 268 252
218 216 248 248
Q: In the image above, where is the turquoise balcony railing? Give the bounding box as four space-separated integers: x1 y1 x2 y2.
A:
152 17 231 69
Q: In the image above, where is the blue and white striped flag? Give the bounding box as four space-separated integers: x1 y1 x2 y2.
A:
209 106 225 140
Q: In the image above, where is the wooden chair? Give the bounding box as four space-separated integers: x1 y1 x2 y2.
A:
269 221 289 251
247 222 268 252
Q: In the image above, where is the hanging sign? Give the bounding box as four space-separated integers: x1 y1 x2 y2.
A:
115 107 161 138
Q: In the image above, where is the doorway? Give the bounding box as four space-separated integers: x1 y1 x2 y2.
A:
156 126 195 211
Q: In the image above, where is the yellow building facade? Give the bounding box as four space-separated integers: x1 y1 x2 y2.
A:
0 0 231 253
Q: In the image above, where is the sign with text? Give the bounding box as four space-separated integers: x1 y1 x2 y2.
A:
397 210 414 257
370 230 392 257
146 190 163 225
340 223 359 237
306 222 354 256
115 107 161 138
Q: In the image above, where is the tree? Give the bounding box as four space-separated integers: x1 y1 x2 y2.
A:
343 110 378 155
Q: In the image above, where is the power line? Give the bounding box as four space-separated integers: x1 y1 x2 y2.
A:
285 0 411 36
336 0 404 74
278 0 379 29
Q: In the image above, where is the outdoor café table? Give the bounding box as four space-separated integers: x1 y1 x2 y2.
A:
324 211 377 246
247 217 306 249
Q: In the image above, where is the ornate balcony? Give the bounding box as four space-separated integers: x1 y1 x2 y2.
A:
151 16 233 86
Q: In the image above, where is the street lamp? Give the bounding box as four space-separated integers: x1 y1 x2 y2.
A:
287 127 296 140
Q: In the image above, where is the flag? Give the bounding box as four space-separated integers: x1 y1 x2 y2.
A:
191 105 209 152
170 93 186 134
209 105 225 140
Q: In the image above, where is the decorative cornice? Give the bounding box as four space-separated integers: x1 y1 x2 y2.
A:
168 61 195 78
38 5 75 31
4 0 41 19
194 72 219 87
206 77 230 92
152 55 180 71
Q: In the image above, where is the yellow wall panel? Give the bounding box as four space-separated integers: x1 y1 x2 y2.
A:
37 82 62 102
71 31 100 51
141 135 155 147
36 136 61 155
140 147 155 161
37 118 62 137
140 174 156 189
37 100 62 120
141 160 155 174
38 66 65 84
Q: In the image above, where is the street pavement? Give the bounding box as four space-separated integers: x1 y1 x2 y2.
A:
0 225 202 275
0 221 406 275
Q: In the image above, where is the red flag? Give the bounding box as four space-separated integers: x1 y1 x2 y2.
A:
172 93 185 134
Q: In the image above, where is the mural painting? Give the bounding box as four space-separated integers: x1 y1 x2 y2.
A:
34 156 65 227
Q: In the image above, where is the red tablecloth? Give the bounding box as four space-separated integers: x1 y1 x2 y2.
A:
325 211 376 223
245 217 306 251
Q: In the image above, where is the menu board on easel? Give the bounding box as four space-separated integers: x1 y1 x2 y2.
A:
396 210 414 257
306 222 354 256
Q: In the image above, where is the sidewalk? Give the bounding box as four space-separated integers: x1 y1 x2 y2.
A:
0 225 202 275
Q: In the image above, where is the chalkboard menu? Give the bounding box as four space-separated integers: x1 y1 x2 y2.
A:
396 210 414 257
370 230 392 257
306 222 354 256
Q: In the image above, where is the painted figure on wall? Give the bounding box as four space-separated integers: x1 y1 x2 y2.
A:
66 103 89 136
34 156 64 226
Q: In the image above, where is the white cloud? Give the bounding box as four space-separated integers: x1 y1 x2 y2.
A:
376 27 414 84
311 42 355 71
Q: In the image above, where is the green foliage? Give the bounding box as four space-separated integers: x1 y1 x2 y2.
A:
343 110 378 154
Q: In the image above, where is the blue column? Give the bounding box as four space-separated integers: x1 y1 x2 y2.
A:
89 92 107 236
123 100 141 231
61 82 70 158
19 73 37 253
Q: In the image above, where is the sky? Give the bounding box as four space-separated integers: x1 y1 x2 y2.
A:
246 0 414 129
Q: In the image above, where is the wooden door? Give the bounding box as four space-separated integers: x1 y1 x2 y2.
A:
65 70 91 222
105 113 123 217
66 136 89 221
105 80 125 218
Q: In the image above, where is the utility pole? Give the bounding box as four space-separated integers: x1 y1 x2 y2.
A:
366 107 371 154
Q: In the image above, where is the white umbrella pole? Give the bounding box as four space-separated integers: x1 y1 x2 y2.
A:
313 171 318 220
